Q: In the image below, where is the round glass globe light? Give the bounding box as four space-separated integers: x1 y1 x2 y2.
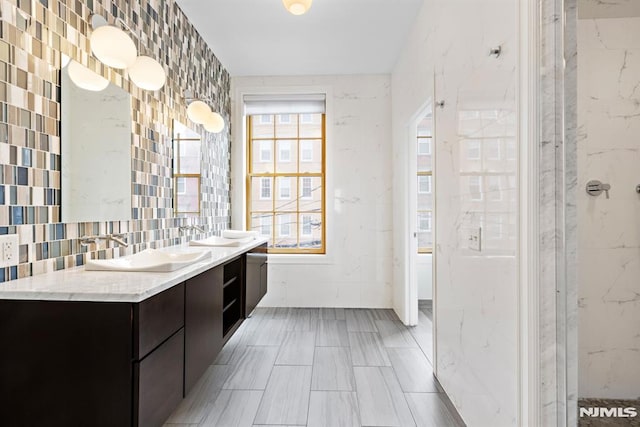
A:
203 112 225 133
128 56 166 91
187 101 212 124
282 0 312 15
90 25 137 69
66 60 109 92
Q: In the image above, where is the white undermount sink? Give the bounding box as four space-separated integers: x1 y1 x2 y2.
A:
85 248 211 272
189 236 254 247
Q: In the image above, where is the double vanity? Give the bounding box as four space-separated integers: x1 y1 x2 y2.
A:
0 238 268 427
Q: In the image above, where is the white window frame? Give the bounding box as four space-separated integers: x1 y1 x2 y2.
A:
278 141 291 162
467 140 481 160
279 177 291 200
301 177 313 199
469 175 483 201
300 140 313 162
418 175 432 194
260 177 271 200
176 177 186 195
260 140 272 163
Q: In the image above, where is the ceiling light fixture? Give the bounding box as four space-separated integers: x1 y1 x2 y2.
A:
66 60 110 92
282 0 313 15
184 90 225 134
89 15 137 69
89 14 166 91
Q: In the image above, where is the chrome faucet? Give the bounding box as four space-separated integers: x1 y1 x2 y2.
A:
179 225 206 233
80 233 129 248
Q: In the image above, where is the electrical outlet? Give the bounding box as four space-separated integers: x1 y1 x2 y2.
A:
0 234 19 267
468 227 482 252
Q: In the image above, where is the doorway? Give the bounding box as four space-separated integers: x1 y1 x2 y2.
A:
408 105 435 364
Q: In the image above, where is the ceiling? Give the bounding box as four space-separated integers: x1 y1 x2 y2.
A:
175 0 424 76
578 0 640 19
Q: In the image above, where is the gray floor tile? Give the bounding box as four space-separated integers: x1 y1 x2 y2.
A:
319 307 346 320
317 319 350 346
200 390 263 427
405 393 462 427
370 309 399 321
166 365 232 424
388 348 439 393
276 330 316 365
409 311 433 364
254 365 312 425
349 332 391 366
375 319 419 348
215 327 246 365
286 308 319 331
379 367 417 426
311 347 355 391
353 367 400 426
223 346 279 390
346 309 378 332
308 391 360 427
243 319 287 346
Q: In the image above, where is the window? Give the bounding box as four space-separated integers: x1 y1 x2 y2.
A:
260 141 272 162
301 177 312 199
259 115 272 124
486 139 501 160
300 140 313 162
279 214 291 237
416 115 433 253
176 177 186 195
488 175 502 201
260 178 271 199
247 113 325 253
260 215 271 236
418 175 432 194
467 140 481 160
279 141 291 162
279 114 291 123
417 138 431 155
279 177 291 199
418 212 432 232
173 120 201 217
301 215 312 236
506 139 517 160
469 176 483 201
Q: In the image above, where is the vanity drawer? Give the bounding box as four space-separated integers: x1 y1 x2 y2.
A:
134 283 185 359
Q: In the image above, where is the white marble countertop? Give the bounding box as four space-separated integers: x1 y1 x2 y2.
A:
0 238 268 303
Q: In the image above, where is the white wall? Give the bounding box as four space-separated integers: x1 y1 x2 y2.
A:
577 17 640 399
390 1 435 323
392 0 520 425
231 75 394 307
417 254 433 300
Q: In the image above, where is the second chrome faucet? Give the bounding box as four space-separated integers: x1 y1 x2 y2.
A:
80 233 129 248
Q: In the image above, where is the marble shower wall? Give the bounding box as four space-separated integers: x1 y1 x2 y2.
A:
577 16 640 399
0 0 231 283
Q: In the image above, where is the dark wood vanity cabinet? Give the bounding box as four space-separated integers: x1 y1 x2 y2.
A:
0 245 268 427
245 243 268 316
184 265 224 393
0 283 185 427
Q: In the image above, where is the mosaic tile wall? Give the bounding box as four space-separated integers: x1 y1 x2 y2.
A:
0 0 231 282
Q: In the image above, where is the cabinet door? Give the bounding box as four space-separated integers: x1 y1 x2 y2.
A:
245 244 268 316
184 266 224 393
135 329 184 427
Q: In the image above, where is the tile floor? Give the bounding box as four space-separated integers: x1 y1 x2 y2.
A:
164 307 465 427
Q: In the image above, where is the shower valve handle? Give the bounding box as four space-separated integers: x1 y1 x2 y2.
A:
586 180 610 199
